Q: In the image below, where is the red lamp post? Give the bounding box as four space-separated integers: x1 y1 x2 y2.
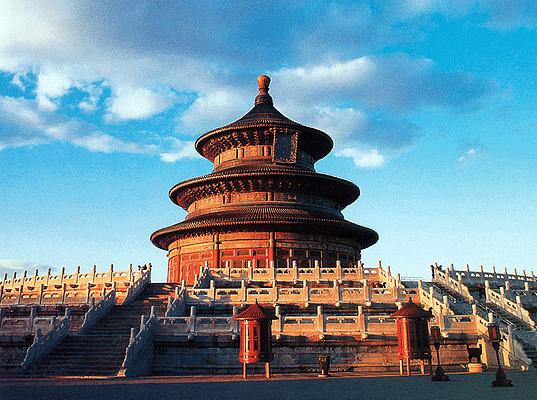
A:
430 326 449 381
488 323 513 387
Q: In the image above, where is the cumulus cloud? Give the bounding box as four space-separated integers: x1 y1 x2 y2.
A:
106 86 176 121
178 89 249 134
0 95 196 161
272 54 496 111
305 106 418 168
0 1 509 168
159 138 198 163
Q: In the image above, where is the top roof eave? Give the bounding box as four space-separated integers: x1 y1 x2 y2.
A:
194 102 334 160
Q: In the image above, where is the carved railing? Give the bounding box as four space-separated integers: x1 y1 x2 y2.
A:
20 309 71 369
123 264 152 305
118 306 157 377
472 310 532 369
484 282 535 328
431 264 474 300
0 263 150 306
1 264 142 291
185 278 406 307
210 260 378 283
432 263 537 287
80 287 117 333
159 306 240 340
192 263 211 289
165 285 187 317
417 281 453 319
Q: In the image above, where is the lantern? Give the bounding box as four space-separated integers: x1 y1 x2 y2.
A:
487 323 501 344
233 301 275 379
390 298 433 376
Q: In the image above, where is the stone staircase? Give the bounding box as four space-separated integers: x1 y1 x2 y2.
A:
432 280 537 368
25 283 175 376
430 281 473 315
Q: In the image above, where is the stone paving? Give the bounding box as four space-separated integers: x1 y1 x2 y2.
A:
1 371 536 400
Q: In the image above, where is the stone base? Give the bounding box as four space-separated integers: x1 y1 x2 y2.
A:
467 363 484 373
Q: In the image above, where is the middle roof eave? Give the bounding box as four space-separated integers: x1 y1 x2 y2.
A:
168 165 360 210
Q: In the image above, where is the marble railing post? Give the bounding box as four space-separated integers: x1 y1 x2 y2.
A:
516 295 523 319
86 282 92 303
317 305 325 339
17 283 23 305
499 286 506 308
225 260 231 279
292 260 298 281
247 260 253 281
38 284 44 305
274 305 283 339
362 279 369 302
232 306 239 339
428 286 435 313
303 280 310 307
74 265 80 284
358 305 364 331
188 306 196 337
336 260 342 280
241 280 247 302
32 269 38 287
270 260 276 282
209 280 216 305
27 306 37 333
484 280 490 302
314 260 321 282
128 264 133 284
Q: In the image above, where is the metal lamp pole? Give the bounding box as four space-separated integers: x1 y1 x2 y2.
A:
488 323 513 387
430 326 449 382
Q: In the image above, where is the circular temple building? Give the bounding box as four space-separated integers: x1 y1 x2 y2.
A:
151 75 378 284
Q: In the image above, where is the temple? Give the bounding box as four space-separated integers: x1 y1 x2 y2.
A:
151 75 378 284
1 76 536 379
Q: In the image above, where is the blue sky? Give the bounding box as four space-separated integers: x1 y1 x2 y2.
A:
1 1 536 282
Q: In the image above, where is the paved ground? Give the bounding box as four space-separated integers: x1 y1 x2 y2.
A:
1 371 535 400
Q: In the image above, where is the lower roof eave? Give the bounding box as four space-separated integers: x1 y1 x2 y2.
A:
150 220 378 251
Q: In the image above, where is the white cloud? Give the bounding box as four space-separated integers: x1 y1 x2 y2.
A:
0 1 504 169
159 139 197 163
36 68 73 111
273 55 496 111
338 148 385 168
0 95 184 158
106 86 176 121
178 89 248 134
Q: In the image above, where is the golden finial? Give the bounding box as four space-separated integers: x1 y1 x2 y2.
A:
255 75 272 105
